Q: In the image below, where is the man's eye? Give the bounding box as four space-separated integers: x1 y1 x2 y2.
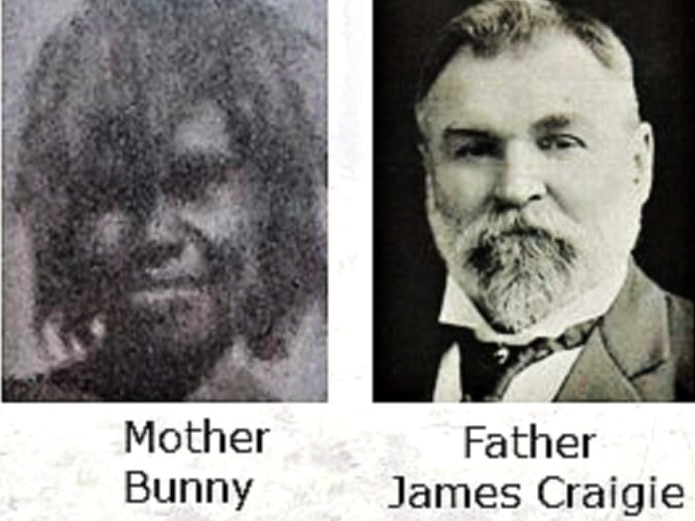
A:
452 140 499 159
537 134 586 151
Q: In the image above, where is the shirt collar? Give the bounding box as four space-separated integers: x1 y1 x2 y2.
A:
439 260 629 346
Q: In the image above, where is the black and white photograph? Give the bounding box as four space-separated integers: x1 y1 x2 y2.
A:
3 0 327 401
374 0 694 402
2 1 695 519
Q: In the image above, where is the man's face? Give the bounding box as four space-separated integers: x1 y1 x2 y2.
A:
76 100 263 353
417 33 653 332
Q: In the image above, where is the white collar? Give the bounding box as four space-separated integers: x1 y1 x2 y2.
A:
434 261 630 401
439 261 629 346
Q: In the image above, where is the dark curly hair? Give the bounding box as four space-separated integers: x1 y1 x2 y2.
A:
16 0 325 361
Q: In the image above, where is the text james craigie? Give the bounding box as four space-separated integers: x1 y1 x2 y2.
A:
388 423 686 517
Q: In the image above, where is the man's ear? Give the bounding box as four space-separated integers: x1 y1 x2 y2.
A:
418 142 434 175
419 142 437 201
632 121 654 205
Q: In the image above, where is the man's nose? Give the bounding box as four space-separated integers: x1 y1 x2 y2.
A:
493 141 547 207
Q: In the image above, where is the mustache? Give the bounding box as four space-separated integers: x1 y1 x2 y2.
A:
459 207 578 279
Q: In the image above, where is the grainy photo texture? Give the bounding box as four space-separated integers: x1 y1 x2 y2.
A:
374 0 693 402
3 0 326 401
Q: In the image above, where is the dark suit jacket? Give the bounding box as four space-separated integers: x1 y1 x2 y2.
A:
375 263 694 402
553 264 693 401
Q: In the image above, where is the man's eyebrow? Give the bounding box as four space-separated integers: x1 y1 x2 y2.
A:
532 114 573 134
443 127 499 141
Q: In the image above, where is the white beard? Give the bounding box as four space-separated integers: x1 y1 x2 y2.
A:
426 180 635 333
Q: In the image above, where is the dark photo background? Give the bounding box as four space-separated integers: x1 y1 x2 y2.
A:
374 0 694 400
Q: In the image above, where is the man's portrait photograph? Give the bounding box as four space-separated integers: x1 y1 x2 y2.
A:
3 0 326 401
374 0 693 402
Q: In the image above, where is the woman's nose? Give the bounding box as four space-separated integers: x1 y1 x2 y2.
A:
136 196 186 269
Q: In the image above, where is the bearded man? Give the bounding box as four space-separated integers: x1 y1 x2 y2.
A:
376 0 693 401
3 0 325 401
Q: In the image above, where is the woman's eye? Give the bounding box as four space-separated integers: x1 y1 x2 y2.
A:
165 157 231 201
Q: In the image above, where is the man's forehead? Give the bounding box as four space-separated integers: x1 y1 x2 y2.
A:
418 32 638 139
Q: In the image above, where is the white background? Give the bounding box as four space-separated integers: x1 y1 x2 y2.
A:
1 1 694 520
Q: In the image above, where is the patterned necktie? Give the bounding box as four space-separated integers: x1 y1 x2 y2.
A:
451 319 600 402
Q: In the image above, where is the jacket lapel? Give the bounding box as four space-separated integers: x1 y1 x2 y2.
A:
555 263 672 402
554 331 641 401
